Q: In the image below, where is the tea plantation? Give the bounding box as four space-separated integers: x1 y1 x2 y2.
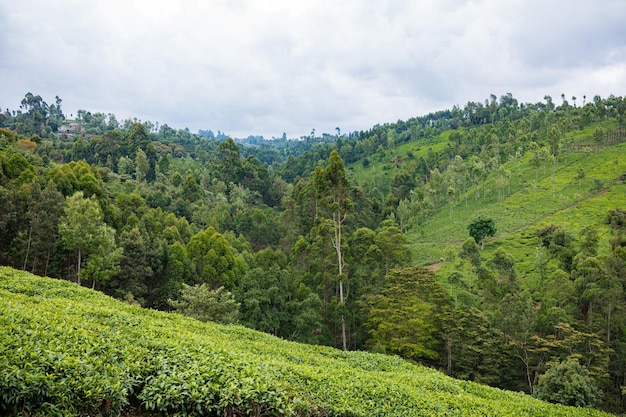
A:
0 266 612 416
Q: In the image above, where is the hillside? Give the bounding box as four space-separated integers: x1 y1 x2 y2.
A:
414 131 626 266
346 121 626 266
2 93 626 411
0 266 612 417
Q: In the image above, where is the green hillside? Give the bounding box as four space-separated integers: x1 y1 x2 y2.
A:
413 136 626 267
3 93 626 412
346 121 626 268
0 266 611 417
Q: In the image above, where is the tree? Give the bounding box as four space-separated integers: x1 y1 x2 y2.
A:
238 265 291 335
46 161 102 198
168 283 239 324
314 150 353 351
81 225 122 289
135 148 149 182
217 138 243 186
349 227 384 291
59 192 113 285
19 92 49 136
160 241 191 307
534 360 600 408
117 156 135 180
187 227 242 290
391 170 415 201
366 267 452 365
460 237 481 267
156 154 171 178
445 307 510 386
468 216 496 249
498 291 538 393
606 208 626 249
535 224 575 272
487 248 517 291
127 123 157 181
375 220 410 275
576 166 585 188
182 172 202 202
105 226 156 304
23 181 64 276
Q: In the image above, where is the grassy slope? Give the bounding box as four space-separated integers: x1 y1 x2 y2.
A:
348 133 449 196
0 267 612 416
421 143 625 259
348 123 626 274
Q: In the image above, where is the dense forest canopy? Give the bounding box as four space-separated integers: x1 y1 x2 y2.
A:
1 92 626 412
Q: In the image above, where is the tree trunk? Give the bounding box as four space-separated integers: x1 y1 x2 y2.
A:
44 248 50 277
77 248 82 285
23 226 32 270
339 279 347 351
607 302 612 344
334 209 347 352
516 347 534 394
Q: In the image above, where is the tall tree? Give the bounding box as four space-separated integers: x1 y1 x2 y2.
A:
366 267 452 365
375 220 411 275
59 191 112 285
105 225 162 305
81 225 122 289
187 227 243 290
445 307 510 387
135 148 149 182
127 123 157 181
217 138 243 186
24 181 64 276
498 291 538 393
314 150 352 351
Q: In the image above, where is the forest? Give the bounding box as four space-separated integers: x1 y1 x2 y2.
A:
1 92 626 412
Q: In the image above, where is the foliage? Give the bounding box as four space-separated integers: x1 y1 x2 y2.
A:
187 227 243 289
366 267 452 364
467 216 496 249
59 191 118 285
535 360 601 408
2 92 626 411
0 267 611 417
168 283 239 324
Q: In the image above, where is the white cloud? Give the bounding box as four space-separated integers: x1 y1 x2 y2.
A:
1 0 624 138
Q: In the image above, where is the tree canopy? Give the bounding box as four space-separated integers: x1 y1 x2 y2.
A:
468 216 496 249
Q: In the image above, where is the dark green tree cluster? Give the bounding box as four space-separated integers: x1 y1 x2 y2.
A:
0 95 413 350
429 214 626 411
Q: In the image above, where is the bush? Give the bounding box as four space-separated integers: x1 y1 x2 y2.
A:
534 360 600 408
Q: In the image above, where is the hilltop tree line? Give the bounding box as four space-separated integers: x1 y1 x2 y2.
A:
1 92 626 411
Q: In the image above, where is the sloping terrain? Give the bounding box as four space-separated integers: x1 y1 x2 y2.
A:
0 266 611 417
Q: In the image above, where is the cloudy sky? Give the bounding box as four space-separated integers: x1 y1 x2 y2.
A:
1 0 625 138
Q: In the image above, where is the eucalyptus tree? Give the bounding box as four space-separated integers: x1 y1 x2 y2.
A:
59 191 119 286
314 150 353 351
24 181 64 276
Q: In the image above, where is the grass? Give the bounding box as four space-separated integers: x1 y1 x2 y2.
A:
408 140 626 268
348 132 448 195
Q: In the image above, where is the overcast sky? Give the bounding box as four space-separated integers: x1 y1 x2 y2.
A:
1 0 625 138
